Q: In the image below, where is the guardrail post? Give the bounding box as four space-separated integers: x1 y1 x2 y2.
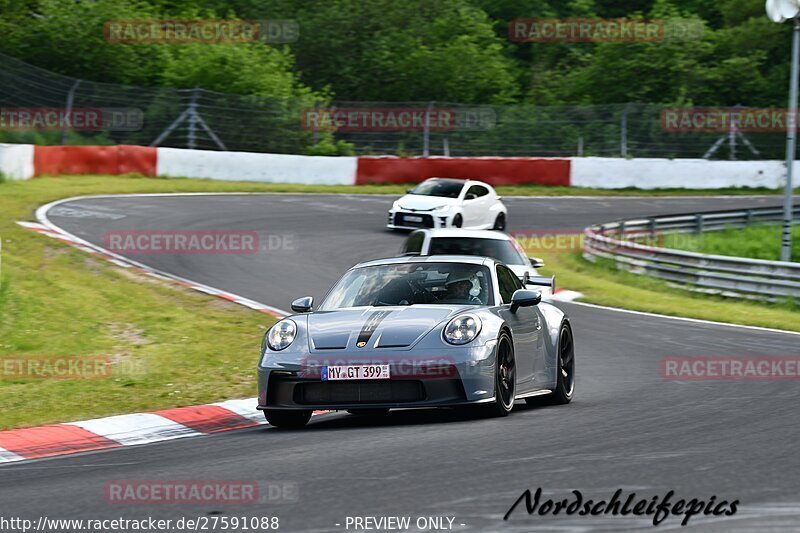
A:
745 209 753 226
618 221 626 239
695 214 704 234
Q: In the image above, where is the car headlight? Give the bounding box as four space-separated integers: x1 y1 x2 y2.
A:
432 205 450 211
443 314 481 345
266 319 297 351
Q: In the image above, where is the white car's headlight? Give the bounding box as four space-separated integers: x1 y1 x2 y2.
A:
443 314 481 345
267 319 297 351
432 205 450 211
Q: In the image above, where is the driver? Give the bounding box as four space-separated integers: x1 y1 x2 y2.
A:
442 271 481 303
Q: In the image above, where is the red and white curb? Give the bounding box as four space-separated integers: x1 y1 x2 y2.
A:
0 399 267 464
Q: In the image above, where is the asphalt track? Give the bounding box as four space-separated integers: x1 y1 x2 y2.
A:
3 194 800 532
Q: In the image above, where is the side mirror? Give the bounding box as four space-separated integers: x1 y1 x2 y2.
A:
465 193 477 200
529 257 545 268
510 289 541 313
406 188 415 193
291 296 313 313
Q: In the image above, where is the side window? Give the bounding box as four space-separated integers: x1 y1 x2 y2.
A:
402 231 425 254
465 185 483 200
496 265 521 304
474 185 489 197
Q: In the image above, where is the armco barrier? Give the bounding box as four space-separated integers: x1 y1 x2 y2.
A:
355 156 571 186
33 145 157 177
583 205 800 301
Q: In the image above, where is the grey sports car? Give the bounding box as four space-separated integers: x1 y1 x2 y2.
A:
257 255 575 427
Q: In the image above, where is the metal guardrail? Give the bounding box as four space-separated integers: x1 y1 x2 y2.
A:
583 205 800 302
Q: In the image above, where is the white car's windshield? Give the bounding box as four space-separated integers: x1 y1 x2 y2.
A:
319 262 493 309
409 179 464 198
428 237 527 265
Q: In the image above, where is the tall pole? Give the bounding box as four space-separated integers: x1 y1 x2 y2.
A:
781 18 799 262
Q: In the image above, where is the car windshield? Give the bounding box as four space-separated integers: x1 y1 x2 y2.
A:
428 237 527 265
319 262 493 309
409 179 464 198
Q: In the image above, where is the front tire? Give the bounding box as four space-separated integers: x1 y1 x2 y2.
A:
452 214 463 228
493 213 506 231
487 331 516 417
264 409 312 428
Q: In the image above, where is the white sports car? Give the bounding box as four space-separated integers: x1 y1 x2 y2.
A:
387 178 508 231
401 229 553 297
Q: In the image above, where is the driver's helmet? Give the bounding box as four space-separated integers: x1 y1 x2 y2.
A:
445 271 481 297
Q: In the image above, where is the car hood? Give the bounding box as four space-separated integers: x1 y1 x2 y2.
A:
307 305 469 350
396 194 459 212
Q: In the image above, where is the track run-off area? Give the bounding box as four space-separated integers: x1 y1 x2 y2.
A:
3 193 800 532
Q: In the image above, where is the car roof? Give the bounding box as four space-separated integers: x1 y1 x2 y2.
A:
411 229 512 241
423 177 492 188
353 255 498 269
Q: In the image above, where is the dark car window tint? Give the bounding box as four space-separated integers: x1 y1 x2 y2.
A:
409 179 465 198
403 231 425 254
319 262 494 309
428 237 526 265
496 264 521 304
468 185 489 197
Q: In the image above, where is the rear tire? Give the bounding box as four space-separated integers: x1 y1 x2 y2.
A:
486 331 515 417
452 214 463 228
549 322 575 405
346 408 390 416
493 213 506 231
264 409 312 428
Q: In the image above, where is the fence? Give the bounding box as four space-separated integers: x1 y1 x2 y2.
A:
583 206 800 302
0 53 794 159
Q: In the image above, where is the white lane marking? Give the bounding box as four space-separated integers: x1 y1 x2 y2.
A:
34 193 799 337
65 413 201 446
0 447 25 463
212 398 266 424
563 300 800 337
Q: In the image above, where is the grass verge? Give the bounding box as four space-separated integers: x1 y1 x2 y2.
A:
662 225 800 263
0 176 294 430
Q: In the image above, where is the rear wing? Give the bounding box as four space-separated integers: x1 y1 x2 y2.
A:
523 273 555 294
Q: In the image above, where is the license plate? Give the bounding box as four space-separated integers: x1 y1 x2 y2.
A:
322 364 390 381
404 215 423 223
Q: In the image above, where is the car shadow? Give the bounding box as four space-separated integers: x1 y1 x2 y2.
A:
262 400 552 432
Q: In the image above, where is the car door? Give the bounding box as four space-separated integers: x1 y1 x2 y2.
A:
461 184 491 227
495 264 542 390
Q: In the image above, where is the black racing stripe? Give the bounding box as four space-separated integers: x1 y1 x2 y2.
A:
356 310 392 346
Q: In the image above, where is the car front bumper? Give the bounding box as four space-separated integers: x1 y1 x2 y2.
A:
258 342 498 411
387 210 454 229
